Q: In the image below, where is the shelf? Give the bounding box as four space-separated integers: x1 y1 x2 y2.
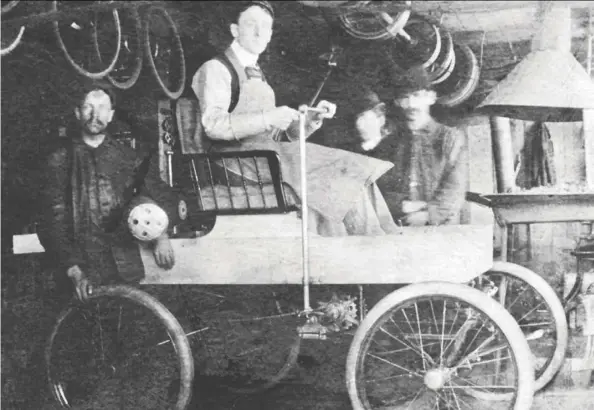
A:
467 192 594 224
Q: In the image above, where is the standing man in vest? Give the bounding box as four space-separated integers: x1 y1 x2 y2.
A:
354 66 468 226
192 1 399 236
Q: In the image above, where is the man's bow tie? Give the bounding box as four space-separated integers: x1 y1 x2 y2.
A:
245 65 263 80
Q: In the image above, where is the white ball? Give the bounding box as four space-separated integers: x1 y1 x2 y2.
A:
127 203 169 242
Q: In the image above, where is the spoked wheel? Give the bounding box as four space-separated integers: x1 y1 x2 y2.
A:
435 43 480 107
471 261 568 393
338 1 412 41
346 282 534 410
93 6 143 89
45 285 194 410
390 16 441 69
143 6 186 100
52 0 121 79
190 286 302 394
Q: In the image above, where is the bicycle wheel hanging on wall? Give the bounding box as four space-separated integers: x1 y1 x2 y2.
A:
338 1 412 41
435 43 480 107
390 16 441 69
427 28 455 84
143 6 186 100
1 0 25 57
52 0 121 79
93 6 143 90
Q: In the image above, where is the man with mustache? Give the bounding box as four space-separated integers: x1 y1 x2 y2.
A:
354 66 468 226
191 1 399 236
39 81 178 303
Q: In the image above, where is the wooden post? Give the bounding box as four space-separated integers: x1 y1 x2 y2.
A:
490 116 516 193
586 8 594 189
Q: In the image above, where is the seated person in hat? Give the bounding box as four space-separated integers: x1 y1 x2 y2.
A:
354 66 468 226
191 1 400 236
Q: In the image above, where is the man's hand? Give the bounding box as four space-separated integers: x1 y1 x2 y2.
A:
314 100 337 120
153 234 175 270
67 265 92 303
403 210 429 227
402 200 428 214
265 106 300 131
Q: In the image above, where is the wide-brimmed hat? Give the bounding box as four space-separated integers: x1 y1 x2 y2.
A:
352 88 384 116
388 65 432 99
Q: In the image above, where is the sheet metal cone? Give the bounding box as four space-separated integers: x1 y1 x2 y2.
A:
477 49 594 122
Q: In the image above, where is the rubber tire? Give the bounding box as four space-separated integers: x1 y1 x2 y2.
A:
52 0 121 79
45 284 194 410
93 6 143 90
346 281 535 410
428 29 455 84
143 6 186 100
431 44 456 85
339 1 411 41
436 43 480 107
0 25 24 57
485 261 568 392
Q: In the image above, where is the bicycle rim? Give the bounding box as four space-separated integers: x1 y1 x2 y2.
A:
52 0 122 79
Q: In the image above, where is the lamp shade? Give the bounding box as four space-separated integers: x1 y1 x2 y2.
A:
477 49 594 122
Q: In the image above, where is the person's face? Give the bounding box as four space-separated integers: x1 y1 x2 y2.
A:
393 89 436 123
356 105 386 144
230 5 273 56
74 90 114 136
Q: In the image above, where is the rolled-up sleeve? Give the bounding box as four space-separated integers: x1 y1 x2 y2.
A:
192 60 269 141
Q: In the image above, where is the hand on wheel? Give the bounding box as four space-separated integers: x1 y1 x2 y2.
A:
67 265 93 303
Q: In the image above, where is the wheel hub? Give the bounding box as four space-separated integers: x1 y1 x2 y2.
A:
424 368 450 390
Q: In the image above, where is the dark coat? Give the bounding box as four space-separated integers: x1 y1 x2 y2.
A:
38 135 180 284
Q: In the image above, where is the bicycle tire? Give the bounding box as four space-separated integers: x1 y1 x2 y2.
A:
392 16 441 69
52 0 122 79
435 43 480 107
346 281 535 410
0 25 25 57
1 0 19 15
339 1 411 41
92 6 143 90
45 284 194 410
428 29 455 84
143 6 186 100
484 261 568 393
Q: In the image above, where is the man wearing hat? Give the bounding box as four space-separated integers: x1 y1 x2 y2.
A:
354 66 468 226
191 1 400 236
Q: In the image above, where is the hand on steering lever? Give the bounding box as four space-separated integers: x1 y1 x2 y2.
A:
314 100 337 120
265 106 300 131
67 264 93 303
